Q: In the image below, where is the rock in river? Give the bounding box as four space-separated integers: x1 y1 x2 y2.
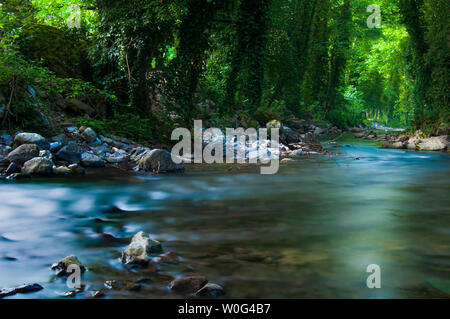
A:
382 141 405 149
22 157 54 175
81 152 105 168
152 251 180 264
51 255 86 277
105 148 129 164
169 276 208 295
55 144 83 164
53 166 72 175
7 144 39 165
121 231 162 265
417 136 448 151
191 283 225 298
68 163 85 174
5 162 20 174
0 283 43 298
14 132 50 150
138 149 185 173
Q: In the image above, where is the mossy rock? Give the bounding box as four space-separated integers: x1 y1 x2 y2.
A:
18 24 92 80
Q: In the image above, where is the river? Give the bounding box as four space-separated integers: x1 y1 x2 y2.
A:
0 136 449 298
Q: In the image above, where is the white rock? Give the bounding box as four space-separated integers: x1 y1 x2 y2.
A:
417 136 448 151
121 231 162 265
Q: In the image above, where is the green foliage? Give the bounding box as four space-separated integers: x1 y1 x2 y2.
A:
1 0 448 141
92 0 182 117
31 0 97 32
18 23 92 79
0 2 115 131
74 113 153 142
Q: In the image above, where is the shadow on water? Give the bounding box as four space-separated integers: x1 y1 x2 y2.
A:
0 137 449 298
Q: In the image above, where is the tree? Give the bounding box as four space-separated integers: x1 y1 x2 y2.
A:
225 0 271 115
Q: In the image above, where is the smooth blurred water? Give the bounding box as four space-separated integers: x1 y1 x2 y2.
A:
0 137 449 298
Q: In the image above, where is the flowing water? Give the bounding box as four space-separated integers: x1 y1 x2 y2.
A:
1 137 449 299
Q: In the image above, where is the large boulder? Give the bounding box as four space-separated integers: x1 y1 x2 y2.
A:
417 136 448 151
121 231 162 265
14 133 50 150
22 157 53 175
81 152 105 168
7 144 39 165
138 149 185 173
55 144 83 164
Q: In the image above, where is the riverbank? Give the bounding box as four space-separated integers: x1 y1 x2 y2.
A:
350 126 450 153
0 121 336 181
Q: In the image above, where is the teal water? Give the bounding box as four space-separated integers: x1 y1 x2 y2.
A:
1 138 449 298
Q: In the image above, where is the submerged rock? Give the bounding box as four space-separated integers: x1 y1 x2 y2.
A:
22 157 53 175
87 290 105 298
104 280 141 292
169 276 208 295
7 144 39 165
191 283 225 298
0 283 43 298
138 149 185 173
51 255 86 277
152 251 180 264
14 132 50 150
280 158 295 164
121 231 162 265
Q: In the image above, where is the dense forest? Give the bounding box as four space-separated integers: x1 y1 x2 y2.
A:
0 0 448 142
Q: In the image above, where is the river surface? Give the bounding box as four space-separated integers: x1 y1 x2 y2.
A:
1 137 449 299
